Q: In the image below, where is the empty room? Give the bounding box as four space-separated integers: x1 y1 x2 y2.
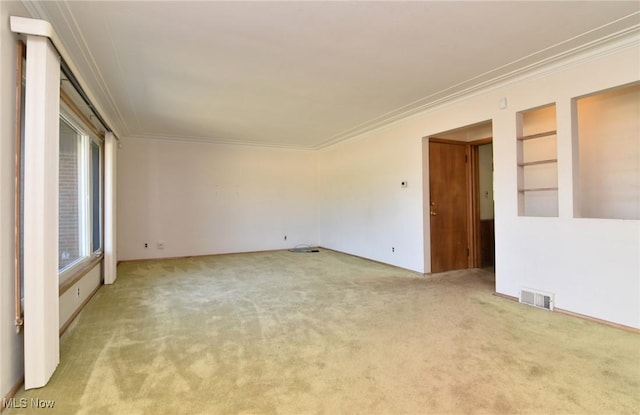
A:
1 1 639 414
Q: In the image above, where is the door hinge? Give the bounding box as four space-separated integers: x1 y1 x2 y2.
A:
467 248 470 256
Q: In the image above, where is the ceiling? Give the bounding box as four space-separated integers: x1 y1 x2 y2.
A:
24 1 640 149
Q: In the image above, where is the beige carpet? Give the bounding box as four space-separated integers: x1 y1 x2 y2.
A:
6 250 640 414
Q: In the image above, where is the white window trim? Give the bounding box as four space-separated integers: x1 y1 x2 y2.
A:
58 106 103 284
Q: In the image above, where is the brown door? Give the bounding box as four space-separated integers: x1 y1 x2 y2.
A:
429 141 469 273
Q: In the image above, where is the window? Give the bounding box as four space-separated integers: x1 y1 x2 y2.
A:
91 141 102 251
58 107 102 280
59 116 83 270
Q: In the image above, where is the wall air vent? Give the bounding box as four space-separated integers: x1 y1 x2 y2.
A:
519 288 554 311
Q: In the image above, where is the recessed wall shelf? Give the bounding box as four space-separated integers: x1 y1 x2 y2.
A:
517 104 558 217
518 158 558 167
517 130 557 141
518 187 558 192
575 82 640 220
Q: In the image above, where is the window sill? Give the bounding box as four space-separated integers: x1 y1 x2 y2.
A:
59 253 103 296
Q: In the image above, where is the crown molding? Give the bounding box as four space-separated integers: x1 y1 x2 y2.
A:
315 21 640 150
125 134 316 152
18 1 125 139
16 3 640 151
20 0 47 21
131 24 639 153
54 1 130 136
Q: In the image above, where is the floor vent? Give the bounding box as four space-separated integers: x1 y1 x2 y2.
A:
519 288 554 311
288 246 320 253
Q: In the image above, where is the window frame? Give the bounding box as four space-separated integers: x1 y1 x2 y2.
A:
58 101 104 285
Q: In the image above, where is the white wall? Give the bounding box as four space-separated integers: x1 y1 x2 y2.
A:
318 36 640 328
317 124 425 272
0 0 28 399
493 42 639 328
117 139 319 260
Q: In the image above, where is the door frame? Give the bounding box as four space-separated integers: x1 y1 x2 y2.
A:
424 136 493 272
469 137 493 269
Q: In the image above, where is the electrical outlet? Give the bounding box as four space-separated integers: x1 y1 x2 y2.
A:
157 240 165 250
392 247 395 253
144 243 148 248
284 235 287 241
76 287 80 297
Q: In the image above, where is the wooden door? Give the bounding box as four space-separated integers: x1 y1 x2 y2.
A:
429 141 469 273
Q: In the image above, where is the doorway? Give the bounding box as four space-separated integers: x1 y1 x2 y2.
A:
476 143 495 268
424 121 494 273
428 140 469 273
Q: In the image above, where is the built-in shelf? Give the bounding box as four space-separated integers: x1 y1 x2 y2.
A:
518 158 558 167
517 104 558 217
575 83 640 220
517 130 557 141
518 187 559 192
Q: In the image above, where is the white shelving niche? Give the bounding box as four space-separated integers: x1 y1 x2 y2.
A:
575 82 640 220
517 104 558 217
